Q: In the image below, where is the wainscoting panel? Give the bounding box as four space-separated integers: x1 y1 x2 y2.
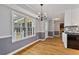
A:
36 32 45 39
48 31 59 36
54 31 59 35
0 35 38 55
48 31 53 36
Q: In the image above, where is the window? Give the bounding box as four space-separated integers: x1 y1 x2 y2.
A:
27 20 32 35
12 11 36 42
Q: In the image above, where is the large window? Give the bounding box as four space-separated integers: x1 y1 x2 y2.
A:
12 11 36 42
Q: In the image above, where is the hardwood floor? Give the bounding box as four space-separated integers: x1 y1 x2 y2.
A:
15 36 79 55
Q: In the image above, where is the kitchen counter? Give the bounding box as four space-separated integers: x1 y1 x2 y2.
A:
62 32 79 50
65 32 79 35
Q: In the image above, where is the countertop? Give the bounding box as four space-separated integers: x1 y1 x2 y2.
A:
64 32 79 35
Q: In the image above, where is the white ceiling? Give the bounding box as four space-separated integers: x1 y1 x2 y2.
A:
18 4 79 20
5 4 79 21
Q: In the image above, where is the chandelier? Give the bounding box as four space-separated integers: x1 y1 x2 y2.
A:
38 4 47 21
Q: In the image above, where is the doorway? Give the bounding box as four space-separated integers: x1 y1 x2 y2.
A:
60 23 64 38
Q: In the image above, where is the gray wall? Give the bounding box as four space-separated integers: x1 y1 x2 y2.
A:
0 36 37 55
0 5 37 55
0 5 45 55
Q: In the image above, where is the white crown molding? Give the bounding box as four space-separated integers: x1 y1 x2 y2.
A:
4 4 38 18
24 4 39 14
17 4 38 15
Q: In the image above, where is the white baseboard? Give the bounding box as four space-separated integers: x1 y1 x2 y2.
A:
7 39 41 55
48 36 53 38
40 39 46 41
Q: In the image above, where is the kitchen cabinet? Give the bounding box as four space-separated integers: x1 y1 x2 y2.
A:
67 34 79 50
64 9 72 26
62 33 67 48
71 8 79 25
64 8 79 26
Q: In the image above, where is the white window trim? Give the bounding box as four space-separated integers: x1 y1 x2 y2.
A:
12 11 36 43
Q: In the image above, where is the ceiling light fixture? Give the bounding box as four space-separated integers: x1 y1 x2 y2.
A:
38 4 47 21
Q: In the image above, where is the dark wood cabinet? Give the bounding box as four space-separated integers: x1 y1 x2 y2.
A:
67 34 79 50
